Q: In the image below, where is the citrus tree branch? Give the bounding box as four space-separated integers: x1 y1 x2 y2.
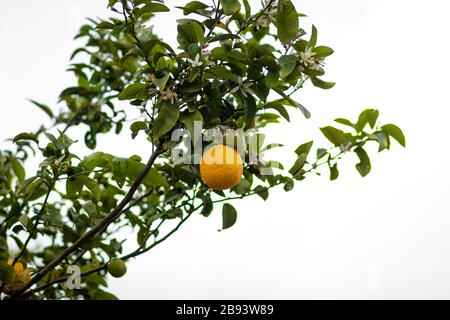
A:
19 204 200 298
13 147 165 297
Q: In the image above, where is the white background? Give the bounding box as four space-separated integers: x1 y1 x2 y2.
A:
1 0 450 299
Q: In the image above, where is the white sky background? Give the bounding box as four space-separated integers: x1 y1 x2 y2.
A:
1 0 450 299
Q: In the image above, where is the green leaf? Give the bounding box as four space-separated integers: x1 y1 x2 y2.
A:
221 203 237 230
243 95 257 125
355 147 371 177
277 0 299 44
220 0 241 15
10 157 25 183
232 178 251 195
309 25 318 47
317 148 328 159
320 126 350 146
182 1 209 15
205 65 236 81
265 71 279 88
200 195 213 217
118 83 146 100
264 102 290 122
80 152 113 171
124 159 168 188
334 118 354 128
371 132 389 152
153 102 180 141
261 143 284 152
92 290 119 300
54 130 75 150
295 141 313 156
78 176 101 201
310 76 335 90
254 186 269 201
330 163 339 181
0 261 15 285
313 46 334 58
243 0 251 18
177 19 205 46
135 3 170 17
382 124 406 147
289 153 307 177
147 3 170 12
111 158 127 187
179 110 203 139
154 74 170 91
108 0 118 7
272 88 311 119
278 55 297 78
66 177 83 198
355 109 379 132
28 99 54 118
96 21 115 29
130 121 148 139
284 179 294 192
13 132 39 144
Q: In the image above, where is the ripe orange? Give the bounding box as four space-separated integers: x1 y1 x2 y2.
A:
7 258 24 275
200 144 243 190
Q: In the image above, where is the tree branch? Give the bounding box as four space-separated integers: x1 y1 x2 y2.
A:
20 205 198 298
13 147 165 297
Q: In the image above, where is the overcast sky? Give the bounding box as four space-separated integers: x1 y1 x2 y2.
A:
1 0 450 299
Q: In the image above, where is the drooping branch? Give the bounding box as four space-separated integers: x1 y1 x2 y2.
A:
13 147 165 297
19 203 200 299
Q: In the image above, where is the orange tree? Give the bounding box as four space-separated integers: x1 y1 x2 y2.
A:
0 0 405 299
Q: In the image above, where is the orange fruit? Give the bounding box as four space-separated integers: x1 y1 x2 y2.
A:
200 144 243 190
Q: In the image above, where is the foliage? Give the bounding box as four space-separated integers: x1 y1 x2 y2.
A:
0 0 404 300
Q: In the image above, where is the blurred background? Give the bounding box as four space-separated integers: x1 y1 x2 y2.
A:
1 0 449 299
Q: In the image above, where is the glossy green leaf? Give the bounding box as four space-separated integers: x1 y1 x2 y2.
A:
78 176 101 201
244 95 257 125
28 99 54 118
295 141 313 156
130 121 148 139
277 0 299 44
355 147 371 177
334 118 354 128
309 25 318 47
221 203 237 230
10 157 25 183
313 46 334 58
355 109 379 131
220 0 241 15
320 126 350 146
330 163 339 180
182 1 209 15
382 124 406 147
310 76 335 90
118 83 146 100
153 102 180 141
13 132 39 144
278 55 297 78
289 153 307 177
254 186 269 200
179 109 203 139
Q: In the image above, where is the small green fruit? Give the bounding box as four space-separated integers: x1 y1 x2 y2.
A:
108 258 127 278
